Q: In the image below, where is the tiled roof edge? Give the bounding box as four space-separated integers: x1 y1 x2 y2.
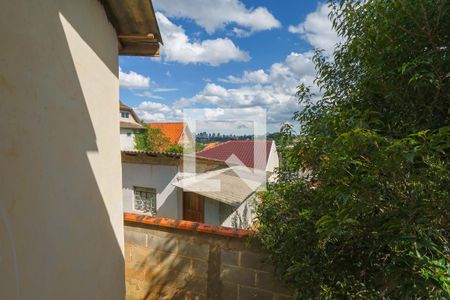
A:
124 213 253 238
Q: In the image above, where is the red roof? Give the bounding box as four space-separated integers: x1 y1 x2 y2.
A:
147 122 185 145
196 140 273 170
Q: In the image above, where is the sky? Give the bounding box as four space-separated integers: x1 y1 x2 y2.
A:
119 0 339 134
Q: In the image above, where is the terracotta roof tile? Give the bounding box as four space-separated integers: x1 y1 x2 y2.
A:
196 140 273 170
147 122 185 144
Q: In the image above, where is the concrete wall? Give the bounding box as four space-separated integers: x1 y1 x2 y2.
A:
125 222 293 300
123 163 182 219
121 128 137 150
0 1 125 299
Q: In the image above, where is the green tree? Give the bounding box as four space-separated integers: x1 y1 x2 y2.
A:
257 1 450 298
134 126 170 152
134 124 148 151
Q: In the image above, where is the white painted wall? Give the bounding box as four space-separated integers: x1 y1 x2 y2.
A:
122 163 181 219
204 198 220 225
266 142 280 173
120 128 136 151
0 0 124 299
201 195 256 229
220 196 257 229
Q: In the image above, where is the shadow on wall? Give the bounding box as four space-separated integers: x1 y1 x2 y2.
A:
125 222 293 300
126 226 208 299
0 1 123 299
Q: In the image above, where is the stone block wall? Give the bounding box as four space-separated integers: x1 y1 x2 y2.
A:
124 215 293 300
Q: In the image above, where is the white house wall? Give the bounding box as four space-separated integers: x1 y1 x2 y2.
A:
266 142 280 173
204 198 220 225
0 0 124 298
122 163 181 219
220 196 257 229
120 128 136 150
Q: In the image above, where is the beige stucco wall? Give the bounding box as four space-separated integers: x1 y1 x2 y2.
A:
0 1 124 299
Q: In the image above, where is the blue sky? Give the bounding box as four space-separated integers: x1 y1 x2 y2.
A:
119 0 338 134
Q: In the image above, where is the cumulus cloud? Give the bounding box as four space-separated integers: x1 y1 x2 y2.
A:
135 92 164 100
173 52 318 125
154 88 178 92
288 3 340 56
219 69 269 84
157 12 250 66
134 101 182 122
154 0 281 35
119 68 150 89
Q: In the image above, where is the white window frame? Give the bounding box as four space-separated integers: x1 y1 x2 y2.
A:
133 186 157 215
121 111 130 118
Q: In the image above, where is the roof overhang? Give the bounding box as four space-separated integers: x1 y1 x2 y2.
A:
173 167 269 206
100 0 162 56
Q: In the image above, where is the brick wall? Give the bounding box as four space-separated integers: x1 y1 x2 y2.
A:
124 216 293 300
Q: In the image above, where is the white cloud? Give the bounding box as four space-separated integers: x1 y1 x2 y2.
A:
219 69 269 84
134 101 182 122
154 0 281 35
119 68 150 89
173 52 318 125
288 3 340 56
154 88 178 92
132 52 318 129
135 92 164 100
157 12 250 66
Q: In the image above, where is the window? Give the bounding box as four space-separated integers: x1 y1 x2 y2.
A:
134 187 157 215
121 111 130 118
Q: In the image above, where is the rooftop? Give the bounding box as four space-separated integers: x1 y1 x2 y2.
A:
196 140 274 170
100 0 162 56
147 122 185 145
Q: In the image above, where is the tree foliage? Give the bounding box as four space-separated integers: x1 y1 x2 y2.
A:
257 0 450 298
135 126 195 154
134 126 170 152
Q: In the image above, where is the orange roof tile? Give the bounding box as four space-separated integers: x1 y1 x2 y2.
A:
203 142 220 150
147 122 185 144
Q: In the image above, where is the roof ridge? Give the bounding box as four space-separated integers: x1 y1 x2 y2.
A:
197 140 233 153
146 121 185 124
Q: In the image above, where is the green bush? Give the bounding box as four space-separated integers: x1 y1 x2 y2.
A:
257 1 450 298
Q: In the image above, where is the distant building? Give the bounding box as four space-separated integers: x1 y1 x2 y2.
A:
147 122 195 149
121 140 279 229
196 140 279 173
119 102 144 150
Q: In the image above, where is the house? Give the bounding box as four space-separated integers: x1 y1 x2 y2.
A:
147 122 195 150
119 102 144 150
122 151 225 220
121 140 279 229
196 140 279 173
0 0 161 298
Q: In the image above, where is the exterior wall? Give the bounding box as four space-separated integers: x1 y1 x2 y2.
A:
266 142 280 173
0 1 124 299
122 163 181 219
120 111 132 122
204 198 221 225
203 197 255 229
221 196 257 229
180 126 195 146
124 221 293 300
120 128 136 150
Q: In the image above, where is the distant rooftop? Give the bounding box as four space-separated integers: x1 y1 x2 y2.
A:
147 122 185 145
196 140 273 170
